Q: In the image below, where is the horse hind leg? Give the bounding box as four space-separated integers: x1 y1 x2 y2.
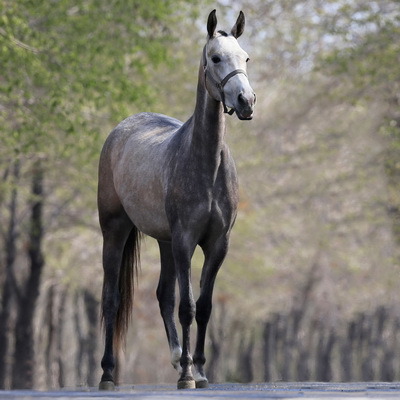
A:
99 212 135 391
157 241 182 373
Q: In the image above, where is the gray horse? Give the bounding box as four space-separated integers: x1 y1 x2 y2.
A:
98 9 256 390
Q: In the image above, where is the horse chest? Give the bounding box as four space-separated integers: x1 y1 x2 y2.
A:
166 167 237 238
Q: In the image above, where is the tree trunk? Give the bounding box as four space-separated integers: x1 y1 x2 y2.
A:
206 301 227 383
74 293 85 385
263 320 273 382
237 331 254 383
0 161 20 389
56 288 67 388
11 161 45 389
84 290 99 387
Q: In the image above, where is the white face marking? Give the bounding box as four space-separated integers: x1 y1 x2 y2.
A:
208 36 249 72
205 33 255 117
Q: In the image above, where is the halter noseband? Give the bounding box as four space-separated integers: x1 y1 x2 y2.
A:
203 46 248 115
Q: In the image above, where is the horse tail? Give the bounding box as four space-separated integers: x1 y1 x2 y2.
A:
114 225 142 350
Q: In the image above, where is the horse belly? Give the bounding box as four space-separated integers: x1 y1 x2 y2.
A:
125 197 171 241
115 174 171 241
110 120 178 241
112 153 171 241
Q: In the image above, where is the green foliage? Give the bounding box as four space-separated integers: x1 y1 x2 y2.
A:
317 0 400 245
0 0 197 159
0 0 199 282
322 27 400 94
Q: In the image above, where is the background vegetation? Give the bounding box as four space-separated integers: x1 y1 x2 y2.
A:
0 0 399 389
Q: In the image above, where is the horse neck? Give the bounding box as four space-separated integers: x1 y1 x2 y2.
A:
187 62 226 167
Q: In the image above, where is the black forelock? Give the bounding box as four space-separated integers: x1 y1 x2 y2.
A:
217 30 228 37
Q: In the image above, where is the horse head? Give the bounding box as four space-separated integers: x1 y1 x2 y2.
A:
203 10 256 120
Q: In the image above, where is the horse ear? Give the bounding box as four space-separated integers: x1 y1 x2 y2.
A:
231 11 245 39
207 9 217 38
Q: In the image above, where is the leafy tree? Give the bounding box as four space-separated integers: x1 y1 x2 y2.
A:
318 0 400 241
0 0 198 389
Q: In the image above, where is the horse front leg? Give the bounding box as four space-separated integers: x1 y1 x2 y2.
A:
171 236 196 389
157 240 182 373
193 236 228 388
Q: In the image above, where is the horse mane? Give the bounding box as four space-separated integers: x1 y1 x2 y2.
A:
218 30 228 37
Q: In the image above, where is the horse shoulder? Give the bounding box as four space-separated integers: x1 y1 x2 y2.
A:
218 145 239 199
201 146 239 238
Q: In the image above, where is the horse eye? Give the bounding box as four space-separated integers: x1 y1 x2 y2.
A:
246 57 250 63
211 55 221 64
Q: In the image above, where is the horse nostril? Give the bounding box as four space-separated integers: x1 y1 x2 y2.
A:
238 93 247 106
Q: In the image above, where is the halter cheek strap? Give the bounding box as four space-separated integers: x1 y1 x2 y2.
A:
203 46 248 115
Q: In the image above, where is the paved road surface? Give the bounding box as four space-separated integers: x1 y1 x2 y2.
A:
2 382 400 399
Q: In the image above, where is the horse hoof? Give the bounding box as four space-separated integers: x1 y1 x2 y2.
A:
177 379 196 390
99 381 115 391
196 380 209 389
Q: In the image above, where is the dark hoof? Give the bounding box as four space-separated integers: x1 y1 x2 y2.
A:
177 379 196 389
196 380 209 389
99 381 115 391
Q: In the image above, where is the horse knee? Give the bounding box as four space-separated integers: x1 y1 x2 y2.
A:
179 299 195 326
158 301 175 322
157 285 174 316
195 298 212 325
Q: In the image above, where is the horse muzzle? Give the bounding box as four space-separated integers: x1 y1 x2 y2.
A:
236 91 256 120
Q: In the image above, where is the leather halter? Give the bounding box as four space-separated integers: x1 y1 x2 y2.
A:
203 46 248 115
